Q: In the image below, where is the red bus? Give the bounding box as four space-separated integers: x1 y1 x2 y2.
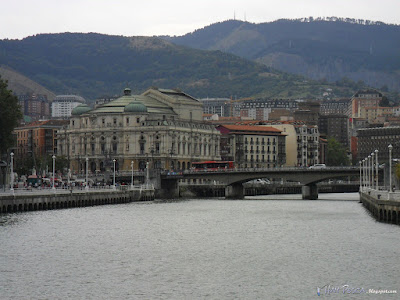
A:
192 161 234 171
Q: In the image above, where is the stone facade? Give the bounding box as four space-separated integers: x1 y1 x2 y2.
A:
57 88 221 174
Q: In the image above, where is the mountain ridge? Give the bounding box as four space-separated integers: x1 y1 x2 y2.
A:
0 30 379 101
165 18 400 92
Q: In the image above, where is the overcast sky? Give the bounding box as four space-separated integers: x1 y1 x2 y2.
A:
1 0 399 40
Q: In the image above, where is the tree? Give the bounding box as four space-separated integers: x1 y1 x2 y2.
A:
0 76 22 156
327 137 350 166
395 163 400 180
379 95 390 107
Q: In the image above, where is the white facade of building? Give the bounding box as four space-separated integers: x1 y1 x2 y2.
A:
52 95 85 118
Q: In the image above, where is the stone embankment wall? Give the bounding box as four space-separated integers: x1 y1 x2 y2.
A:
0 189 154 214
360 190 400 225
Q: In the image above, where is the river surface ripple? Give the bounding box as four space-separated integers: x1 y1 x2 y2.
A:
1 193 399 299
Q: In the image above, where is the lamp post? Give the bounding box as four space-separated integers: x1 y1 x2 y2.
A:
359 160 362 191
367 155 371 188
10 152 14 193
361 159 364 189
375 149 378 190
363 159 366 188
371 152 375 189
85 157 89 191
364 159 367 189
130 160 134 189
146 161 149 187
112 159 116 190
52 155 56 190
388 144 393 192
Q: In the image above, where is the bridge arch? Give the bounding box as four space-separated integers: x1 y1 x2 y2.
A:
160 167 360 199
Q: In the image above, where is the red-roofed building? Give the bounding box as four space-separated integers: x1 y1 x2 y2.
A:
216 124 286 168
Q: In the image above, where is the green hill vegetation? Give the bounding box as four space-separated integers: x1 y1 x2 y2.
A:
167 18 400 93
0 32 376 101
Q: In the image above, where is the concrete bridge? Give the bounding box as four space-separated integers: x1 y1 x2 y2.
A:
159 167 361 199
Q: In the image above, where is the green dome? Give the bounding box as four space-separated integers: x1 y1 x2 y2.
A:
71 104 91 115
124 101 148 113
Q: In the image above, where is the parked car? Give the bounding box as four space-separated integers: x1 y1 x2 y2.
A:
309 164 327 169
243 179 270 186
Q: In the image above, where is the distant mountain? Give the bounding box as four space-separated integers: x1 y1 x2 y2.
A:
0 65 56 100
0 32 366 101
165 18 400 92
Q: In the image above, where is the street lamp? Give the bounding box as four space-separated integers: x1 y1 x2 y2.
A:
371 152 375 189
367 155 371 188
85 157 89 191
10 152 14 193
375 149 378 190
388 144 393 192
130 160 134 189
52 155 56 190
113 159 116 190
359 160 362 192
146 161 149 187
362 158 365 188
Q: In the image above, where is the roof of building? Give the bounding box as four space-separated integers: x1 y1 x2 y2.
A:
54 95 85 103
353 89 383 97
87 87 198 115
124 101 148 113
71 104 91 115
217 124 283 135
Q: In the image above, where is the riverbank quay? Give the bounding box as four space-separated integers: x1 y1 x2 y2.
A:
360 188 400 225
0 185 154 213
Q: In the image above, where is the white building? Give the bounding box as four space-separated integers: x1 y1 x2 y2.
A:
51 95 85 119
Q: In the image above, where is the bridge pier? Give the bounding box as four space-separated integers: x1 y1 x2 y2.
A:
225 183 244 199
158 178 180 199
302 183 318 200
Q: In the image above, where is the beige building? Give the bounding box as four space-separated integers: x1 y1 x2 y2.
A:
57 88 221 174
359 106 394 123
265 122 320 167
348 89 383 118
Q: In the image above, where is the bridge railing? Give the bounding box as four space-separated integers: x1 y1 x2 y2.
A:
161 166 359 176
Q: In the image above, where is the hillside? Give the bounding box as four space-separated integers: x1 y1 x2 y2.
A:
166 18 400 92
0 32 365 101
0 65 56 100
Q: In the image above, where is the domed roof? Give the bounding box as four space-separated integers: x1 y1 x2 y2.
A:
124 101 148 113
71 104 91 115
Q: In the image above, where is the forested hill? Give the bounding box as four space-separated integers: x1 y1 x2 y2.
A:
0 32 365 100
165 18 400 92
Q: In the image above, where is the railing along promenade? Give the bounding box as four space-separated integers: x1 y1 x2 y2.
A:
0 184 155 214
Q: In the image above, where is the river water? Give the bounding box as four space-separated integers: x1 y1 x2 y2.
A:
1 193 399 299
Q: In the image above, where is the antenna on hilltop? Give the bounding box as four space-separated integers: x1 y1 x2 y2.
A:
234 10 236 20
244 12 246 22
